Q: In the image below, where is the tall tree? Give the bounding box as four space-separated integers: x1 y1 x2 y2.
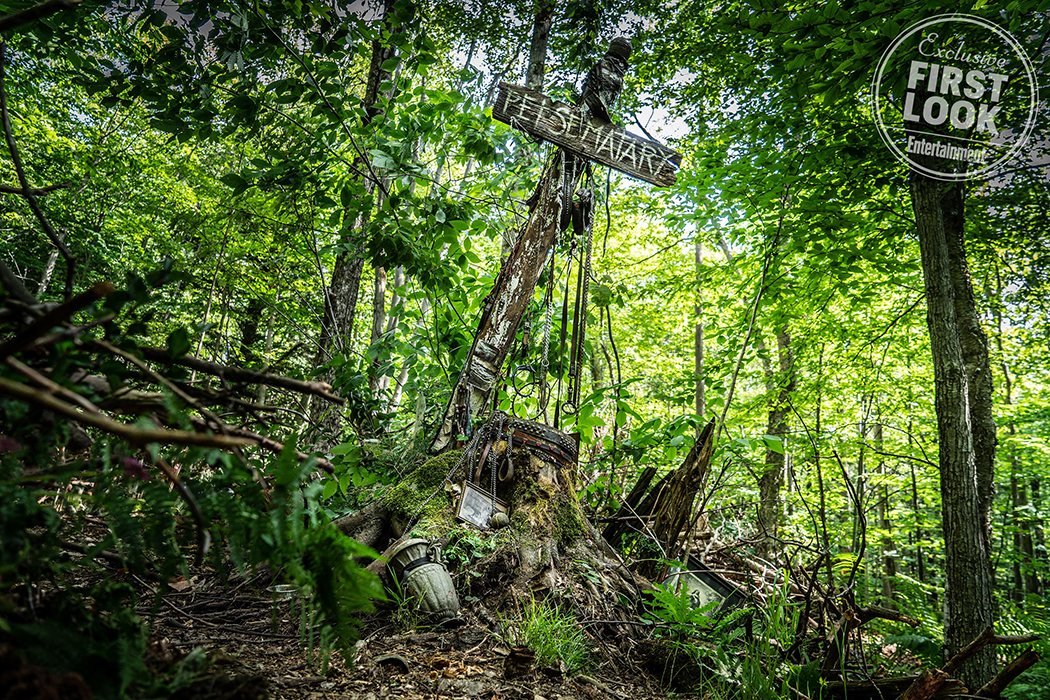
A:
310 0 398 448
911 174 995 688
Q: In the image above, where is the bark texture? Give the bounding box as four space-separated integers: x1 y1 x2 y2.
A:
310 0 396 448
911 173 995 690
758 328 794 558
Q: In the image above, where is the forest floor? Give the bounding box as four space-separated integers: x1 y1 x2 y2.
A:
129 568 671 700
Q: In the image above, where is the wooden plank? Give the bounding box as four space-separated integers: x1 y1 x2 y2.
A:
492 82 681 187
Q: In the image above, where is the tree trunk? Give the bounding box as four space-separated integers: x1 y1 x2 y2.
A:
758 328 794 559
310 0 396 449
694 239 705 420
911 172 995 690
944 193 996 576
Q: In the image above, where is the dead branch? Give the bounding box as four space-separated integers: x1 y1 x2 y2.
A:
977 648 1040 698
0 281 113 357
137 346 345 404
0 375 255 450
6 356 102 414
0 260 36 305
94 339 228 432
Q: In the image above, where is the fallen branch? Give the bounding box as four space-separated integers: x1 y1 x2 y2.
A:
0 375 254 450
943 627 1040 676
0 281 113 357
977 648 1040 698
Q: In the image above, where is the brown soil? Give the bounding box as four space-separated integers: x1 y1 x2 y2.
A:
130 567 674 700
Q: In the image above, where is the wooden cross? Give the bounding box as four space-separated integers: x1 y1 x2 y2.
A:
431 38 683 453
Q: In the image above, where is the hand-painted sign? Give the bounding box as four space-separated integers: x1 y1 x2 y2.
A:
492 83 682 187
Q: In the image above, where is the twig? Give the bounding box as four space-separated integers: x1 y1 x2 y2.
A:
0 43 75 297
153 455 211 565
0 375 255 449
861 442 938 470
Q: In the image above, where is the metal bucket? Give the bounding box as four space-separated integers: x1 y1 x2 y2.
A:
387 538 461 623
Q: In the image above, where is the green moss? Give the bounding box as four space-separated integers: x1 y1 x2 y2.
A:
380 450 464 538
553 491 585 546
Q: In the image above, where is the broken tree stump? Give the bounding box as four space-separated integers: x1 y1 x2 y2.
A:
602 418 715 579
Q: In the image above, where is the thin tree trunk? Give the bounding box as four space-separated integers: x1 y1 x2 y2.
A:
310 0 396 449
992 261 1039 600
36 236 63 296
875 421 896 607
694 239 705 420
758 328 794 559
500 0 555 258
388 293 427 414
911 172 995 690
368 265 387 394
525 0 554 90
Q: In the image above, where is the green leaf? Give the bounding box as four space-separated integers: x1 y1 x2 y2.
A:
165 328 191 358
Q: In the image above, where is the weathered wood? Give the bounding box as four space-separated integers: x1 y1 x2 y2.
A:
493 82 681 187
823 675 965 699
651 418 715 562
430 150 584 452
977 648 1040 698
600 419 716 579
898 669 953 700
602 465 657 542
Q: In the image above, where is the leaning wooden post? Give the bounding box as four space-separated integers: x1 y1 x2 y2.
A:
431 37 681 453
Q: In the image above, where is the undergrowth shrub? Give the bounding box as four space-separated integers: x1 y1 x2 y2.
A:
503 598 589 673
0 268 384 698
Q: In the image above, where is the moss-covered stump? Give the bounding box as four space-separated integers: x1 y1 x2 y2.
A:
334 450 463 551
381 449 463 539
340 442 648 637
459 445 648 617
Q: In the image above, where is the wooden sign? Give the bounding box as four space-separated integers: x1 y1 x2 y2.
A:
492 83 682 187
